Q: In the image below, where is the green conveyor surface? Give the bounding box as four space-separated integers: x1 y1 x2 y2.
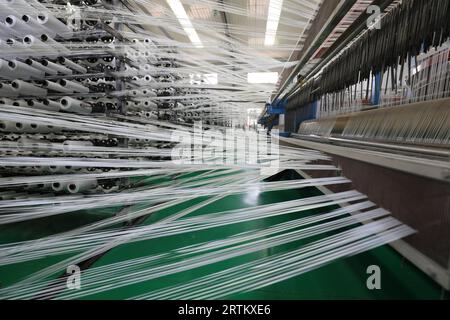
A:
0 171 447 300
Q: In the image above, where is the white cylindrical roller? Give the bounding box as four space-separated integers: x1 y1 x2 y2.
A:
0 98 14 105
42 99 60 111
60 96 92 115
23 34 50 52
58 79 89 93
0 120 20 132
51 181 67 192
5 15 33 35
10 194 29 200
0 58 16 79
0 38 14 53
4 38 32 55
136 51 146 64
22 183 33 191
12 99 28 107
141 64 153 72
0 21 21 37
144 112 158 119
27 99 50 111
25 58 57 75
143 38 153 46
41 59 72 75
63 140 94 147
143 51 157 64
35 182 52 191
141 100 158 109
21 15 54 37
141 89 157 97
4 0 36 14
62 140 94 153
125 101 134 109
0 191 17 200
8 60 44 79
132 101 141 110
58 57 87 74
40 34 69 54
66 179 98 194
37 13 72 38
0 83 18 96
11 80 47 96
43 80 73 93
131 38 144 50
11 121 25 132
0 4 19 21
23 121 40 133
62 165 77 173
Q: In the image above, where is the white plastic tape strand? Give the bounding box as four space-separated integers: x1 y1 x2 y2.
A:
8 60 44 79
21 15 53 37
59 97 92 114
23 34 51 52
58 79 89 93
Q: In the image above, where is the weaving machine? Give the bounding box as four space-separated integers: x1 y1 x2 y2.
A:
0 0 448 300
271 0 450 294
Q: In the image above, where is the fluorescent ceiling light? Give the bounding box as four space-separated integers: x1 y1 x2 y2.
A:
247 72 279 84
166 0 203 48
264 0 284 46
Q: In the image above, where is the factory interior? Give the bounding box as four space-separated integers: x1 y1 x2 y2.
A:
0 0 449 301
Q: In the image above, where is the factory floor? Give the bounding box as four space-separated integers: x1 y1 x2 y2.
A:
0 171 448 300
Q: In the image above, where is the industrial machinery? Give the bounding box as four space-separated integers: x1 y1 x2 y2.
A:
266 0 450 293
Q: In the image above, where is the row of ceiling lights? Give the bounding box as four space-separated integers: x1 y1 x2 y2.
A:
166 0 284 48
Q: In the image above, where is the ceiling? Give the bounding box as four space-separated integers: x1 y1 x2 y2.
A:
120 0 323 125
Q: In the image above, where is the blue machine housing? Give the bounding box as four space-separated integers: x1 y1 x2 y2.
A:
267 99 287 115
